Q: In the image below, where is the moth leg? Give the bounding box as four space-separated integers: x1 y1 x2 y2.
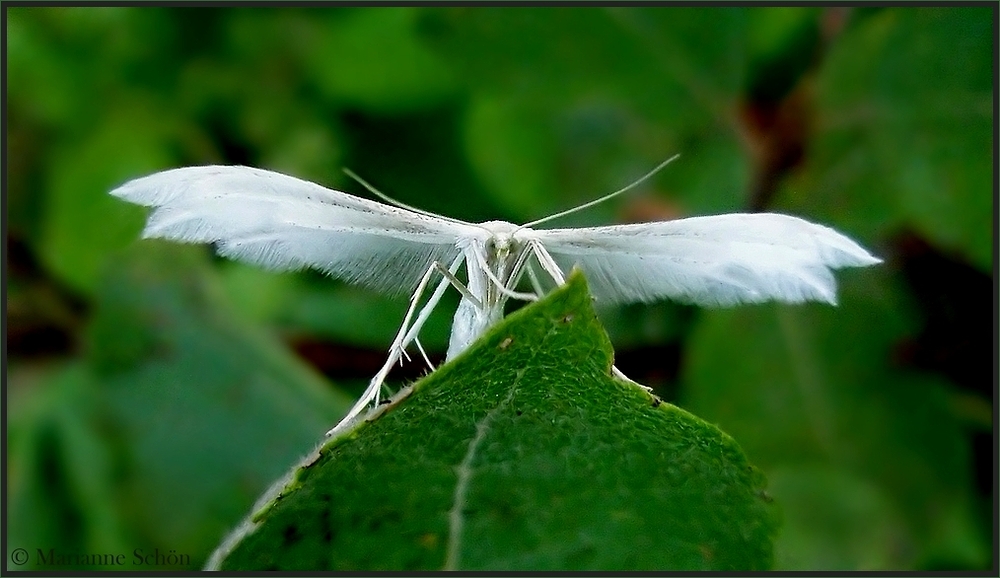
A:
505 246 541 300
414 337 435 372
472 248 537 302
432 262 482 309
526 264 546 297
386 260 451 364
528 241 652 392
528 240 566 284
386 256 464 373
327 255 464 436
504 266 536 302
383 258 469 368
396 259 465 355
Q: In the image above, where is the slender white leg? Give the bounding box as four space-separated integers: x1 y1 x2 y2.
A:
528 242 651 392
504 266 532 302
526 263 546 297
506 245 540 299
473 248 538 302
327 256 464 436
414 337 434 371
386 260 454 367
399 263 462 352
432 262 483 309
529 240 566 284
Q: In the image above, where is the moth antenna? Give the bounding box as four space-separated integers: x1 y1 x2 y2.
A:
342 167 467 225
518 153 681 230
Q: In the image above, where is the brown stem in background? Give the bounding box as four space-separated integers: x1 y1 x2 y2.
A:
738 7 853 212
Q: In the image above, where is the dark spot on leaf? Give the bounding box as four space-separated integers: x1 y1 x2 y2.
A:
321 511 335 544
366 508 403 532
561 313 574 323
651 396 662 408
283 524 301 545
319 504 337 544
379 398 391 405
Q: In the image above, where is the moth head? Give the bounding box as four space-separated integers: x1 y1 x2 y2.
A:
480 220 519 259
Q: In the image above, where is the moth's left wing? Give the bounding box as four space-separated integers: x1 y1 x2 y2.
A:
111 165 486 296
526 213 881 307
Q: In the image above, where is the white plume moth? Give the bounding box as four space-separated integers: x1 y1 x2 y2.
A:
110 155 880 435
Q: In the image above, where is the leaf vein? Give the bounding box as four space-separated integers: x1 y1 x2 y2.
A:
443 367 526 570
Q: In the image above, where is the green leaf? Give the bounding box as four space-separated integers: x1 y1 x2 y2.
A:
423 7 748 123
423 7 752 222
6 365 133 570
681 269 990 569
38 104 177 294
210 272 777 571
6 242 354 569
306 8 456 114
767 465 910 570
781 7 992 270
83 242 353 562
461 95 559 219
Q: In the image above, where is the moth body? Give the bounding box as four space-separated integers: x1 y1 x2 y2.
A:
449 221 528 358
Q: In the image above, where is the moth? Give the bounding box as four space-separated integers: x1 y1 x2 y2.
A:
110 157 880 434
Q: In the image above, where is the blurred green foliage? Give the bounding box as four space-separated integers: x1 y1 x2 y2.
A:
5 5 993 571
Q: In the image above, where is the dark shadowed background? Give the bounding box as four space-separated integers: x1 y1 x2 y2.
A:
5 5 994 571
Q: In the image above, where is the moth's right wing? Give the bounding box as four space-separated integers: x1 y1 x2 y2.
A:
111 166 484 296
527 212 881 307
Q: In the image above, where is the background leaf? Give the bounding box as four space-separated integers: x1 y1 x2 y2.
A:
424 7 753 220
780 7 993 271
7 243 351 569
682 269 990 569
